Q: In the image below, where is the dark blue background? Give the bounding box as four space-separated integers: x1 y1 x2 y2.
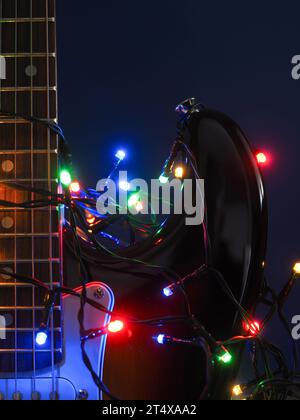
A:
56 1 300 376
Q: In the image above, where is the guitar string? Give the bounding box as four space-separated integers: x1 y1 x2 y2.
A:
30 0 37 395
14 0 18 395
0 1 2 92
0 0 4 400
0 0 1 85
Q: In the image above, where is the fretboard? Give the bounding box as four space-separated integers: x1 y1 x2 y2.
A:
0 0 63 374
0 0 56 119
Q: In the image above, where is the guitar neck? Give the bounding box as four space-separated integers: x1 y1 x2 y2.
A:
0 0 57 120
0 0 63 374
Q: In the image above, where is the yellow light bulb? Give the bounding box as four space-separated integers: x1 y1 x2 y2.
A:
232 385 243 397
293 263 300 275
175 166 184 179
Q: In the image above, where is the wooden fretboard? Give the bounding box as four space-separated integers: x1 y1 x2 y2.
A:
0 0 63 373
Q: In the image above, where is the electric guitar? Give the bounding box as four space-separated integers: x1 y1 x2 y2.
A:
0 0 267 400
0 0 115 401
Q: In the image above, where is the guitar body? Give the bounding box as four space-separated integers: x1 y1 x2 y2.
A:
62 109 267 401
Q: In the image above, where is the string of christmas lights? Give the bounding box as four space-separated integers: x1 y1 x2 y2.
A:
0 105 299 400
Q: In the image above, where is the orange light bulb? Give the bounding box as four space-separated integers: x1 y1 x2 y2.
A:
86 213 96 225
70 181 81 194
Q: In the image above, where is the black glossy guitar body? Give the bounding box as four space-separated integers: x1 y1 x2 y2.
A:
64 108 268 400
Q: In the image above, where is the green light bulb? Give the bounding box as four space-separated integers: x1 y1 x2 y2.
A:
128 193 140 208
218 351 233 365
60 169 72 187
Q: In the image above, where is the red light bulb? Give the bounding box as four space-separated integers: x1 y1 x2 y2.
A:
107 320 125 334
256 152 268 165
243 321 261 336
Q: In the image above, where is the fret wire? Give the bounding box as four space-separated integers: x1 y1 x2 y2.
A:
0 282 60 287
0 87 57 92
1 53 56 57
0 207 58 212
0 119 32 124
0 118 58 123
0 233 59 237
0 349 62 353
0 327 61 331
0 208 58 212
0 258 60 263
0 328 61 333
0 306 61 310
0 18 55 23
0 149 58 154
0 178 58 181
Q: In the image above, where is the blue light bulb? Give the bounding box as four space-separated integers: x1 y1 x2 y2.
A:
119 181 131 191
115 150 126 161
36 331 48 346
163 287 174 297
156 334 165 345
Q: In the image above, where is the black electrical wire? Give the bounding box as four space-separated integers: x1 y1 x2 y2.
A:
0 109 72 165
0 269 49 290
1 112 299 399
65 192 118 400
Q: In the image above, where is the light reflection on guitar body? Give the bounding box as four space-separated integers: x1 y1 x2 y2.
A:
0 282 114 400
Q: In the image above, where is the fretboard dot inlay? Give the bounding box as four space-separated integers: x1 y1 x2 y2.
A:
25 65 38 78
0 267 13 280
1 216 14 230
1 160 14 173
